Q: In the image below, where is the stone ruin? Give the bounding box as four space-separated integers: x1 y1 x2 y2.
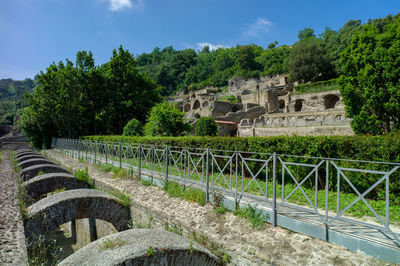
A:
168 74 353 137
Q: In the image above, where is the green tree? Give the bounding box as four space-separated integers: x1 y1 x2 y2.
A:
144 102 192 136
297 27 315 41
123 118 143 136
288 38 335 83
256 45 291 75
340 15 400 134
195 117 219 136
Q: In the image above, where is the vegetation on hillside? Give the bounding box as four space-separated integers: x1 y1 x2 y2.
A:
0 78 36 125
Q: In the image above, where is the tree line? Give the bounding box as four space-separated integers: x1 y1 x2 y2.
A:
16 13 400 147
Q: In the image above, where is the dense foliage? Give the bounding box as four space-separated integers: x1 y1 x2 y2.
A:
195 117 219 136
340 14 400 134
19 47 160 148
0 78 36 125
144 102 192 137
123 118 143 136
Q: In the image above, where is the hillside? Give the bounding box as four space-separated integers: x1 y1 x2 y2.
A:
0 78 36 125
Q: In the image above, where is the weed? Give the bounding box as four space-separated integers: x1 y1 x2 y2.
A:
233 204 268 230
10 151 22 173
222 252 230 264
189 241 194 253
164 222 183 235
74 167 92 185
216 206 228 215
49 187 66 195
164 181 206 206
113 168 130 179
38 171 46 176
141 179 152 186
99 238 127 251
146 246 155 257
79 157 85 163
27 235 63 265
190 231 228 262
107 189 131 208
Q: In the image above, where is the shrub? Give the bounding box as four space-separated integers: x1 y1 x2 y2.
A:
144 102 192 136
123 118 143 136
195 117 219 136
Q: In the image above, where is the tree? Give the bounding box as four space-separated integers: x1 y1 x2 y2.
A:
144 102 192 136
288 38 335 83
297 27 315 41
256 46 291 75
340 15 400 134
123 118 143 136
195 117 219 136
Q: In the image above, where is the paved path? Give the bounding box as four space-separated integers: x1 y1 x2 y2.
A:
0 152 28 265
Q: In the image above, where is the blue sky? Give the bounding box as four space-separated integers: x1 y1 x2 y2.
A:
0 0 399 80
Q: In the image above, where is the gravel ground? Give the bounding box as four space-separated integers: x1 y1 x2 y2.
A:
46 149 389 266
0 151 28 265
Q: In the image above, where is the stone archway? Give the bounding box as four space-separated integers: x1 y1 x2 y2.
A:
184 103 191 112
59 229 220 265
25 189 131 240
324 94 340 109
19 164 71 181
23 173 91 204
278 100 285 111
18 158 57 169
193 100 200 110
294 99 304 112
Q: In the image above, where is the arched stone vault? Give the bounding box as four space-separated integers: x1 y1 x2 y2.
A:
23 173 90 204
19 164 71 181
25 189 131 240
59 229 220 266
18 158 57 169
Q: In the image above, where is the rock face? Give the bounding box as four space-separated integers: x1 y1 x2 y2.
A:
25 189 131 240
59 229 220 266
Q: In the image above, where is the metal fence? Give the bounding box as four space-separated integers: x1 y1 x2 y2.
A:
52 137 400 246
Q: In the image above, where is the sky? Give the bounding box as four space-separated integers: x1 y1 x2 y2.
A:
0 0 399 80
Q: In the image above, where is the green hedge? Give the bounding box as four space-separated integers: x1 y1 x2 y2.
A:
82 135 400 162
81 135 400 200
293 78 339 95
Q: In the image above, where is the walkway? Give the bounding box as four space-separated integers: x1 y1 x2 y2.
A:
0 152 28 265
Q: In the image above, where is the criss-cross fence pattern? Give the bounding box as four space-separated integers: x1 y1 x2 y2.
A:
52 138 400 248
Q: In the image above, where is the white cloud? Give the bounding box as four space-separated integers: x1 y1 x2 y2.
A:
107 0 142 11
243 18 271 37
196 42 228 51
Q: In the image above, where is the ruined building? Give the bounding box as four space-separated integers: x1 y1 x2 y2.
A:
168 74 353 137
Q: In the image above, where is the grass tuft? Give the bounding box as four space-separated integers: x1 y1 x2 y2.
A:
99 238 127 251
233 204 268 230
164 181 206 206
107 189 131 208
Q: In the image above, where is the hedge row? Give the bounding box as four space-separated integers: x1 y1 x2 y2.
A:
82 135 400 163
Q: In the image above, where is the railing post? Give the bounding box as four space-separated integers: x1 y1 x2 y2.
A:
85 140 88 162
325 160 329 241
119 141 122 168
105 141 108 164
138 144 142 179
205 148 210 203
94 141 97 164
272 152 277 227
165 145 169 183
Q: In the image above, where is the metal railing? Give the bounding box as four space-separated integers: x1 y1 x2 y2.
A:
52 137 400 246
